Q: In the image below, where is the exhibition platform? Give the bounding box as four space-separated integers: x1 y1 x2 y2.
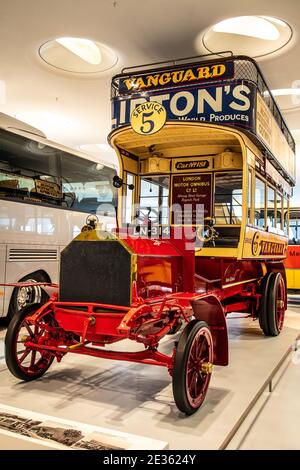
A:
0 310 299 450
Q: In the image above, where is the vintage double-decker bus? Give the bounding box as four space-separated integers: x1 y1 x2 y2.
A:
4 53 295 415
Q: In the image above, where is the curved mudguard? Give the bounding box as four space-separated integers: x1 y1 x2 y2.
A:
192 295 228 366
0 282 58 298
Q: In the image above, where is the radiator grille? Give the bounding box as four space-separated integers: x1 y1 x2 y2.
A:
8 248 58 262
60 240 131 306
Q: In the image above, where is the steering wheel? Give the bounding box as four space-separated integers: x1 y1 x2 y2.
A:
135 207 160 225
196 217 218 243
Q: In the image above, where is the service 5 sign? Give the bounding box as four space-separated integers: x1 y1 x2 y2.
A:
130 101 166 135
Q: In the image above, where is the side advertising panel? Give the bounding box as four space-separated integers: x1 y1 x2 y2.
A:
243 227 288 259
112 81 256 132
256 93 295 182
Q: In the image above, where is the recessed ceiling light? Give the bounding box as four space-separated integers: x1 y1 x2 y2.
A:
55 37 102 65
79 144 112 153
270 88 300 97
260 16 288 27
39 38 118 75
196 15 293 59
212 16 280 40
265 89 300 111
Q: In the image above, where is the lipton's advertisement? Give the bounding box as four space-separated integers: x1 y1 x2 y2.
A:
112 81 255 131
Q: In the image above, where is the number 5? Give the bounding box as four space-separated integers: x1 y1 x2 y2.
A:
140 111 154 134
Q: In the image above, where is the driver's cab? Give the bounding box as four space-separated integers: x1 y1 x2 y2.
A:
110 123 245 258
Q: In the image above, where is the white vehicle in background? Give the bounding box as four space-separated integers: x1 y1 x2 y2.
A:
0 113 118 322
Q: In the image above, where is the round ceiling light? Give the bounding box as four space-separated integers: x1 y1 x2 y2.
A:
266 88 300 111
39 37 118 74
196 16 293 59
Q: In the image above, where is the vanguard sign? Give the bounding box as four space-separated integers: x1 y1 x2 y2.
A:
111 81 255 131
118 62 234 93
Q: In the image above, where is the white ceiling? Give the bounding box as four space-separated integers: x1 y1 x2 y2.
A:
0 0 300 170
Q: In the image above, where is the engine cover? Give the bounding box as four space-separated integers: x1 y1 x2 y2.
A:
59 229 185 307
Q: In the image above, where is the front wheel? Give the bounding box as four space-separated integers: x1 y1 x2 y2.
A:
5 303 56 381
172 320 213 415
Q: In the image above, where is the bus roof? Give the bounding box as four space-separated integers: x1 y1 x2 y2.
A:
0 118 117 171
0 112 46 138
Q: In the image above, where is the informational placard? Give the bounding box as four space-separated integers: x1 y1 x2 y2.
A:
35 179 62 199
172 173 212 225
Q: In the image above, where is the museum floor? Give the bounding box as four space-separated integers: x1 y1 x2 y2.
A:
0 305 299 450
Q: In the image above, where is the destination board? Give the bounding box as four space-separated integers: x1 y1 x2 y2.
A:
171 173 212 225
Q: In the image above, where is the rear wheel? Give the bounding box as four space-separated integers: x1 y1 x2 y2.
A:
5 303 56 381
172 320 213 415
267 273 286 336
258 273 274 336
259 272 286 336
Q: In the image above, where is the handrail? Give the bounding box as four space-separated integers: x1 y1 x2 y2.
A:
121 51 234 74
194 273 222 284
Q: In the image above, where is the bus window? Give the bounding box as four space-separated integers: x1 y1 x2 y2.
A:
0 129 59 182
139 176 169 225
60 154 117 215
267 186 275 229
0 128 62 207
289 210 300 244
247 169 253 225
214 172 243 225
124 172 134 224
283 197 289 235
254 177 265 228
289 218 299 243
276 192 283 231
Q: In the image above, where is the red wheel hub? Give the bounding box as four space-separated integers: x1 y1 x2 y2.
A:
185 328 213 408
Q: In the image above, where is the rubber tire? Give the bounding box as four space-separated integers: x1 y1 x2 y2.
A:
7 272 49 324
5 303 55 381
258 272 275 336
172 320 213 415
267 273 285 336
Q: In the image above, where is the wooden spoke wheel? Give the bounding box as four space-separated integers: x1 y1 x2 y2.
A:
259 272 286 336
5 303 56 381
172 320 213 415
